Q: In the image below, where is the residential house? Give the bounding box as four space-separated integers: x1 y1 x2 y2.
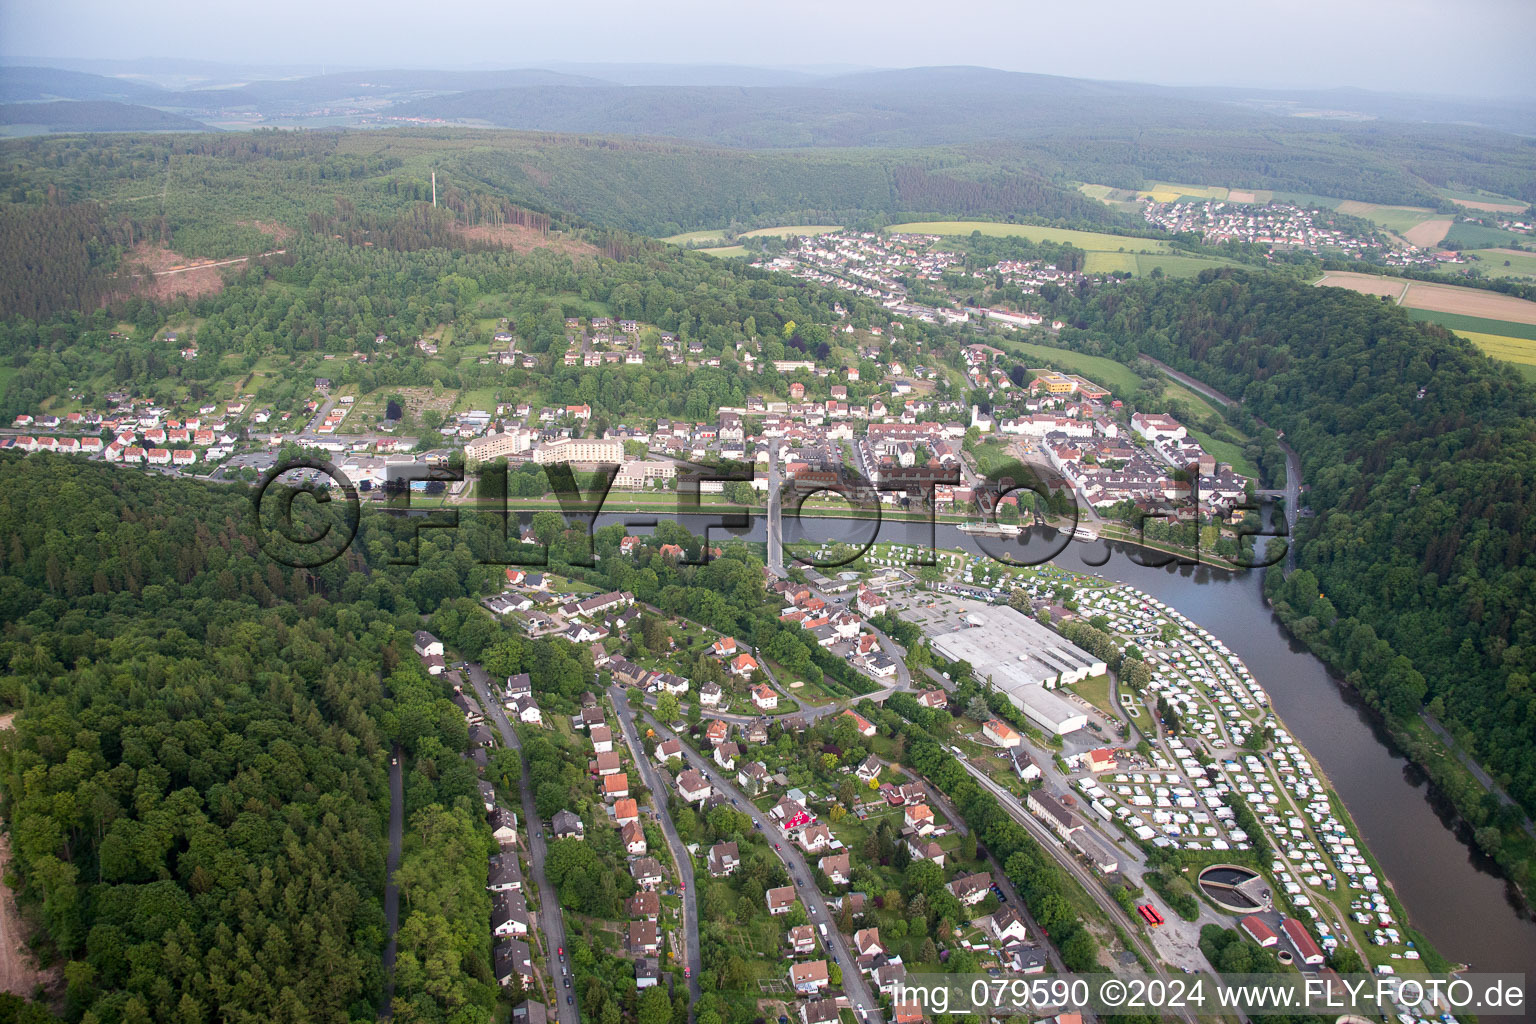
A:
904 838 945 867
801 1000 839 1024
840 710 877 738
627 892 660 920
703 720 730 746
493 940 534 986
766 885 797 916
622 821 648 855
488 853 523 893
916 688 949 709
789 960 830 995
630 857 665 890
737 762 770 795
602 773 630 800
627 921 661 955
856 756 882 782
413 631 444 658
788 924 817 955
552 809 584 840
990 906 1030 947
750 684 779 711
1025 791 1080 841
983 719 1021 748
614 798 640 825
730 653 759 677
713 742 740 771
904 804 935 834
492 891 530 937
798 823 833 854
490 808 518 846
819 852 851 885
853 928 886 958
590 724 614 753
677 769 712 805
948 872 992 906
707 842 740 878
655 738 683 764
590 751 623 777
699 681 723 707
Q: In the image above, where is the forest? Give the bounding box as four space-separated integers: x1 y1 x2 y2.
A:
0 452 568 1023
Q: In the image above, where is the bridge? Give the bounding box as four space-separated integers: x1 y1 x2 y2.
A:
765 440 785 576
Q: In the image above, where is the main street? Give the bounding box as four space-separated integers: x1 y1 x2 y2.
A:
642 712 882 1022
464 664 579 1024
608 686 701 1015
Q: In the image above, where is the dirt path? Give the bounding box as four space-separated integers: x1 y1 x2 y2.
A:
0 712 50 997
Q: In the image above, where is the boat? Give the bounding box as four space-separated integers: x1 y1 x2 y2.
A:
957 522 1020 537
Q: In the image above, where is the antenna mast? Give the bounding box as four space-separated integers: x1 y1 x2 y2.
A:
431 170 437 208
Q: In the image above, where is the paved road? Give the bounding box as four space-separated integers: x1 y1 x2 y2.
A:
648 716 882 1023
609 689 701 1014
381 743 404 1018
465 665 579 1024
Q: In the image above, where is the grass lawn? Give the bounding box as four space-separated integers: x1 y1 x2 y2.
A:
1069 673 1117 718
661 228 728 244
1185 427 1259 478
697 245 748 258
992 338 1144 395
884 221 1172 253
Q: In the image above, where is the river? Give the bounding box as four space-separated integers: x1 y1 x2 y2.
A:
593 510 1536 978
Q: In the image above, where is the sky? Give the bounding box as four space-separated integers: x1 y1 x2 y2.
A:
3 0 1534 98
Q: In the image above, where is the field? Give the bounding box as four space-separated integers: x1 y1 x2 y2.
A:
661 224 841 244
1138 181 1228 202
1084 251 1238 278
1444 221 1526 249
1455 333 1536 380
993 339 1144 395
1401 218 1454 248
1437 187 1528 214
696 245 747 258
1333 200 1440 235
1461 248 1536 280
1317 271 1536 324
884 221 1172 252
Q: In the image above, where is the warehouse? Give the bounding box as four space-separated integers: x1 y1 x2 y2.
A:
927 601 1098 734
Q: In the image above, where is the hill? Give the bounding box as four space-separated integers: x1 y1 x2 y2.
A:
0 99 210 132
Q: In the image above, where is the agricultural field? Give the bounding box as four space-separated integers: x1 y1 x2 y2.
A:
1314 271 1408 300
1444 221 1527 249
1084 252 1239 278
884 221 1171 252
1455 333 1536 381
1137 181 1228 202
1316 271 1536 325
1404 311 1536 381
1334 200 1441 236
1402 218 1454 248
1461 248 1536 280
696 245 748 258
661 224 841 244
1436 187 1528 214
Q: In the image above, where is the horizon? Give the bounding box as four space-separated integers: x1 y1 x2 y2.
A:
3 0 1533 99
3 55 1532 108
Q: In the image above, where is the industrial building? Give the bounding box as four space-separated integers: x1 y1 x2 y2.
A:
928 601 1100 735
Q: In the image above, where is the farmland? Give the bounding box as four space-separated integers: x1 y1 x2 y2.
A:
1454 333 1536 381
1462 248 1536 280
1084 251 1236 278
1333 200 1440 236
1402 218 1454 248
1444 221 1527 249
661 224 842 244
1316 271 1536 325
696 245 747 258
884 221 1171 252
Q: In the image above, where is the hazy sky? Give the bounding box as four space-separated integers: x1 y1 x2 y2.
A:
4 0 1534 97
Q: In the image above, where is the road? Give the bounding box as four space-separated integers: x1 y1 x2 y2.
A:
647 714 882 1023
609 688 701 1015
381 743 404 1017
951 757 1197 1024
465 665 578 1024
